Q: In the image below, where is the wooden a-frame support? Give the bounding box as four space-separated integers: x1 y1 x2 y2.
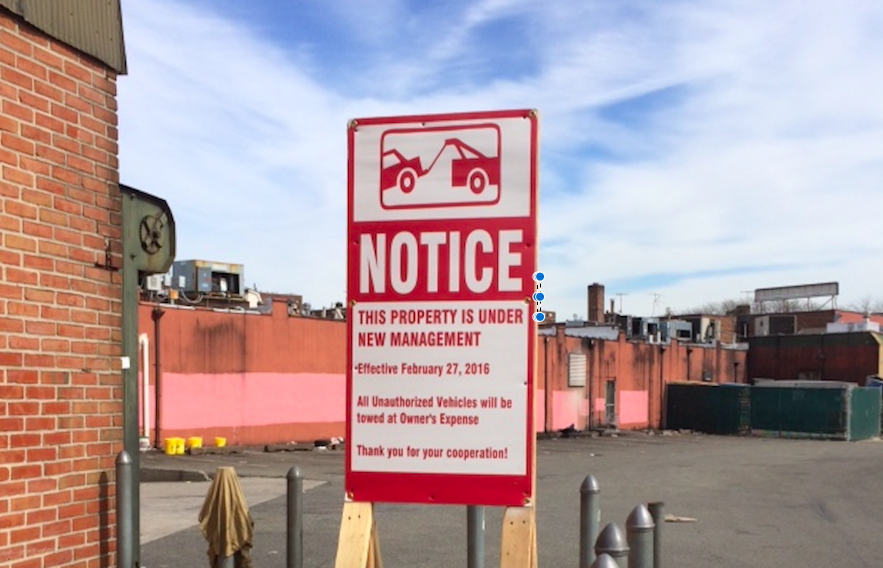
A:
500 505 538 568
334 501 383 568
333 500 536 568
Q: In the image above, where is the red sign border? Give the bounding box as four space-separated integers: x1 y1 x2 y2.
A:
345 109 538 506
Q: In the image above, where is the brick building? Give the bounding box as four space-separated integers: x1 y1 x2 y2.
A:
749 309 883 337
748 331 883 385
0 2 126 567
538 323 747 431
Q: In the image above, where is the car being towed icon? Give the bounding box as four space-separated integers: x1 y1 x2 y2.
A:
380 138 500 197
380 148 423 194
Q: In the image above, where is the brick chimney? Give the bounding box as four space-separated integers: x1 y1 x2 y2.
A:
588 283 605 323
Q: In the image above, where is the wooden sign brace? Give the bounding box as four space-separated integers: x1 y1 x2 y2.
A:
334 501 383 568
500 505 537 568
333 501 537 568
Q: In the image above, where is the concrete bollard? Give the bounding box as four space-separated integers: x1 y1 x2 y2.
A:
595 523 629 568
580 475 601 568
627 504 655 568
287 466 304 568
590 553 622 568
648 502 665 568
115 451 133 568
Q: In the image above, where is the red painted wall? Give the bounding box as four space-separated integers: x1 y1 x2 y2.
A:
140 305 748 447
137 301 346 446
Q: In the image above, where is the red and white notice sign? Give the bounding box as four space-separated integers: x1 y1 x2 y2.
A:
346 110 538 506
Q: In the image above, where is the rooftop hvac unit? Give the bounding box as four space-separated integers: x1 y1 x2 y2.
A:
171 260 245 296
145 274 164 291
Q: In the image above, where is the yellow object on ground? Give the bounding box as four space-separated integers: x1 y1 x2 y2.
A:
198 467 254 568
188 437 203 449
215 437 227 448
164 437 185 456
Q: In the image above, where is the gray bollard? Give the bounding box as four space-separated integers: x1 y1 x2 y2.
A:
648 502 665 568
115 451 133 568
627 504 655 568
590 553 622 568
287 466 304 568
595 523 629 568
580 475 601 568
219 555 234 568
467 505 485 568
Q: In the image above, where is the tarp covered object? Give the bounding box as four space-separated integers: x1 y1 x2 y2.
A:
198 467 255 568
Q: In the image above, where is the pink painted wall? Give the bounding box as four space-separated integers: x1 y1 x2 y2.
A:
535 389 546 433
161 372 345 430
618 391 649 425
535 389 588 432
138 369 346 444
550 390 586 430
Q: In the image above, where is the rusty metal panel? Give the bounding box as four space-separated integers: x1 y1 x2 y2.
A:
0 0 126 73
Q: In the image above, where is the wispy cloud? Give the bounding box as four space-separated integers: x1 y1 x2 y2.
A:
119 0 883 314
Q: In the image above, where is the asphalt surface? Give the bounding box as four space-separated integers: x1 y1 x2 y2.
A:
138 433 883 568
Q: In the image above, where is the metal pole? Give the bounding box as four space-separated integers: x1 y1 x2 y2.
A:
120 191 141 564
590 554 621 568
543 338 550 433
580 475 601 568
594 523 628 568
116 451 133 568
219 555 235 568
152 307 164 449
627 504 655 568
648 502 665 568
287 466 303 568
467 505 485 568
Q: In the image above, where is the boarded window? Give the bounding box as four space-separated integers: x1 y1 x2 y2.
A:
567 352 586 387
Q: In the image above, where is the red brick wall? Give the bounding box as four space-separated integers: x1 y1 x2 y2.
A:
718 315 736 344
0 12 121 568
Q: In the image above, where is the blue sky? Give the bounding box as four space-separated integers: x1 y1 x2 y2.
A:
117 0 883 319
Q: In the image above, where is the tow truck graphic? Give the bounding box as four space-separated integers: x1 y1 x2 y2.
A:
379 124 501 209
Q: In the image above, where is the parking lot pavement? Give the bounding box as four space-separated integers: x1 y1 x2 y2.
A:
140 433 883 568
140 478 326 544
